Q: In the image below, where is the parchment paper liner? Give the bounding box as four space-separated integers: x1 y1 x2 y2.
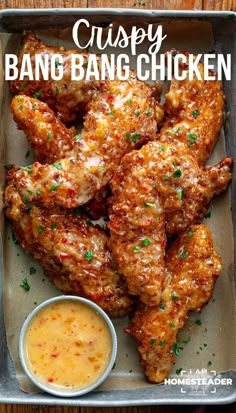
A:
0 20 235 394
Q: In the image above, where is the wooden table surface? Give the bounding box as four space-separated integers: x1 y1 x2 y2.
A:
0 0 235 412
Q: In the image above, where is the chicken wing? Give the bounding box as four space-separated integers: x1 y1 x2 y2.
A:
160 49 224 166
125 224 222 383
108 139 231 304
5 170 133 318
11 95 77 164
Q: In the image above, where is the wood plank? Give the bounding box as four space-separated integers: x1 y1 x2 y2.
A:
203 0 236 9
0 0 87 9
87 0 203 9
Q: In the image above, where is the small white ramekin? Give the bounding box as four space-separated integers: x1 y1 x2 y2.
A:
19 295 117 397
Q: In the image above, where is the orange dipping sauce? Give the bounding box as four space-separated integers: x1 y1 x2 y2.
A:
22 299 114 392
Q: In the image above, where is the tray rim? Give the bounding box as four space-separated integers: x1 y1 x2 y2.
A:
0 7 235 406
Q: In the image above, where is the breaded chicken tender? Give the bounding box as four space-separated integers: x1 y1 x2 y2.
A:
108 140 231 305
160 49 225 166
10 33 100 124
11 95 77 164
5 171 133 318
12 75 163 208
125 224 222 383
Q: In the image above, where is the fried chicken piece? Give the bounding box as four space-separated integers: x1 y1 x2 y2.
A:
11 95 77 164
5 171 133 318
160 49 224 166
12 76 163 209
10 33 164 125
108 157 166 305
108 140 231 304
10 33 100 124
125 224 222 383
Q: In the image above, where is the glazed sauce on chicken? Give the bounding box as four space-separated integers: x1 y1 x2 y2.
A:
23 300 112 389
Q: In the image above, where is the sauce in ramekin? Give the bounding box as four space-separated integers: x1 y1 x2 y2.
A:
23 299 113 390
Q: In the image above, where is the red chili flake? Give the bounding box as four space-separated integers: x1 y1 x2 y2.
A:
68 188 76 196
59 253 69 261
89 135 96 141
162 239 167 248
50 353 59 358
61 237 67 244
33 162 39 168
140 218 153 227
48 378 54 383
107 95 114 101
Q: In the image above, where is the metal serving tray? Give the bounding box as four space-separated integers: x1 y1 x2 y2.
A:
0 8 235 406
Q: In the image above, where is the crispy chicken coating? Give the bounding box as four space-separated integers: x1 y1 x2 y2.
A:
5 171 133 318
10 33 100 124
12 76 163 208
125 224 222 383
108 140 231 304
11 95 77 164
160 49 225 166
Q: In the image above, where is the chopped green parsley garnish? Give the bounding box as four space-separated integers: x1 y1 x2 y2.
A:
33 89 42 99
188 133 198 146
107 110 115 115
55 87 59 96
181 251 189 259
172 294 179 301
52 162 62 170
85 250 93 262
25 205 32 214
50 182 62 192
150 338 157 345
159 145 165 151
32 104 36 110
195 319 202 325
193 109 199 118
145 109 152 115
18 105 23 111
169 323 175 328
205 211 211 219
30 267 36 275
134 110 140 116
177 189 183 200
73 134 82 142
126 99 132 105
36 188 41 195
132 246 141 253
51 223 57 230
47 133 51 140
19 81 28 91
12 231 19 244
55 61 62 68
172 168 182 178
38 226 46 233
171 126 181 135
20 278 30 291
144 202 155 208
126 132 141 144
164 175 169 181
159 303 165 310
188 229 194 238
141 238 151 246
